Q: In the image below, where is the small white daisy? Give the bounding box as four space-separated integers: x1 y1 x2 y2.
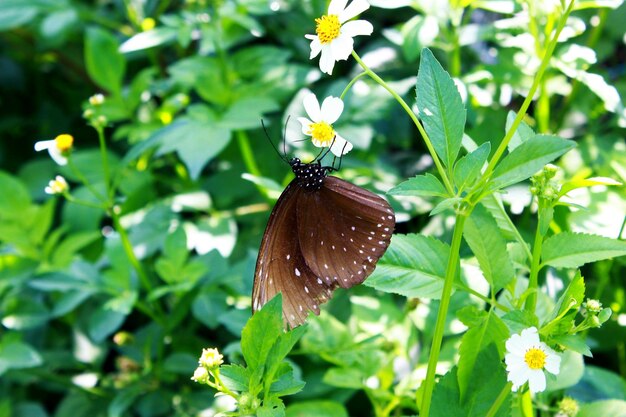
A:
34 134 74 166
505 327 561 393
306 0 374 75
297 93 353 157
45 176 69 195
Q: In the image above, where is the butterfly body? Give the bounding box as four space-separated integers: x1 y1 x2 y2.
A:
253 158 395 328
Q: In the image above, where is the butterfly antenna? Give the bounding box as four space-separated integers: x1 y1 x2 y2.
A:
261 119 289 163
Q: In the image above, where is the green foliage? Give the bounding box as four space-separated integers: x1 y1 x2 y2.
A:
1 0 625 416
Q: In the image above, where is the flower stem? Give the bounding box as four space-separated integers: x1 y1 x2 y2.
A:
480 0 575 181
67 156 107 203
95 125 112 200
340 71 367 100
485 382 513 417
350 51 454 196
419 213 468 417
525 210 545 313
236 130 261 177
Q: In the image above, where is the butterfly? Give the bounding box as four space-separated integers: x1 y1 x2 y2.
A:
252 149 395 328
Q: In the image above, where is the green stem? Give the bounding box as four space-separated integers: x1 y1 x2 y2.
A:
480 0 575 181
236 130 262 177
485 382 513 417
110 211 152 294
67 156 107 203
95 125 112 201
419 213 468 417
340 71 368 100
525 208 545 313
537 80 550 133
64 194 107 210
350 51 454 196
456 283 511 312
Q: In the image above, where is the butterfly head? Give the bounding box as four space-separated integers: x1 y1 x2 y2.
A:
290 158 328 191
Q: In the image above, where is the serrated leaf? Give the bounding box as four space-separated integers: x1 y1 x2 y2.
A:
457 312 508 401
364 234 451 299
542 272 585 335
463 204 515 292
241 294 283 372
85 27 125 95
541 232 626 268
453 142 490 192
389 173 448 197
416 48 466 168
505 111 535 152
430 197 462 215
269 363 305 396
220 364 250 392
552 334 592 357
489 135 575 190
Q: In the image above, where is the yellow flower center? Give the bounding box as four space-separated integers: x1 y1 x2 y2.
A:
309 122 335 146
55 134 74 152
315 14 341 44
524 347 547 370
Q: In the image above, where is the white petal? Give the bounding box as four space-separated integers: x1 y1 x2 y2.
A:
319 47 336 75
330 33 354 61
507 365 530 388
505 354 526 372
44 186 53 195
330 133 353 156
320 96 344 124
341 20 373 37
339 0 370 22
48 147 68 166
34 140 55 151
328 0 349 15
297 117 313 135
521 327 540 345
527 370 546 393
505 334 527 357
311 137 325 148
308 36 322 59
544 353 561 375
303 94 322 122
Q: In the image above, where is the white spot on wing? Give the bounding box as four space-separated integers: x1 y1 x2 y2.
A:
286 254 290 260
295 268 301 277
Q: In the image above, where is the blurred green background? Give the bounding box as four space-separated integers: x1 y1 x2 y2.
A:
1 0 625 416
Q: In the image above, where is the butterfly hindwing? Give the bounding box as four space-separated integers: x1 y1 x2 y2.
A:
297 176 395 289
252 182 335 328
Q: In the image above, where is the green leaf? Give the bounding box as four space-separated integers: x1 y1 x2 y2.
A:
220 364 250 392
218 97 280 130
162 226 188 266
364 234 451 299
323 367 363 389
546 350 584 392
430 197 462 215
388 173 448 198
573 365 626 402
552 334 592 357
192 291 229 329
453 142 490 192
119 27 177 53
505 111 535 152
463 204 515 292
541 232 626 269
579 400 626 417
241 294 283 372
489 135 575 190
269 363 305 396
0 171 31 219
0 2 38 31
415 48 466 168
431 345 510 417
151 119 232 180
88 302 128 343
0 339 43 375
286 401 349 417
85 27 125 95
542 272 585 336
265 325 307 381
457 312 509 401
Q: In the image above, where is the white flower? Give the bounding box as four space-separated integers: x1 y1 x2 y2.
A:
297 93 353 157
198 347 223 369
45 176 69 195
35 134 74 166
505 327 561 393
305 0 373 75
89 94 105 106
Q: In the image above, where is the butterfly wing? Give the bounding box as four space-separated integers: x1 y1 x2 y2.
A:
297 176 395 289
252 182 335 328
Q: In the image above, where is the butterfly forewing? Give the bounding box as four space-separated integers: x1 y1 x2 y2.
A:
252 182 335 328
297 176 395 289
